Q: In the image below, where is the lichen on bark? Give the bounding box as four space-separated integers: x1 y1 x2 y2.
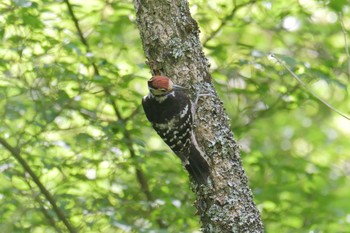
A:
133 0 264 232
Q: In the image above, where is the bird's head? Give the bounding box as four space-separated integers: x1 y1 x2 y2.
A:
148 76 174 96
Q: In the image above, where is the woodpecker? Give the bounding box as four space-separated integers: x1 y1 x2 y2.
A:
142 76 210 184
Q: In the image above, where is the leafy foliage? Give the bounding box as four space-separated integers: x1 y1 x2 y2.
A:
0 0 349 232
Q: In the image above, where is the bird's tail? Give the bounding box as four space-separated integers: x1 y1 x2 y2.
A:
185 143 210 184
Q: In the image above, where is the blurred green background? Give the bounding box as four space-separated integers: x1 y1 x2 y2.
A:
0 0 349 232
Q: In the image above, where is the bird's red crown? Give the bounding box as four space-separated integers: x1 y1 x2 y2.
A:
148 76 173 90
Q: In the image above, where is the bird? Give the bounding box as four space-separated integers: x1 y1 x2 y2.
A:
142 76 210 184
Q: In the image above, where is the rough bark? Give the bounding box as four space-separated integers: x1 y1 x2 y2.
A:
133 0 264 232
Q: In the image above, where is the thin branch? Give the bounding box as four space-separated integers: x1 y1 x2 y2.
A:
63 0 124 120
25 179 64 233
270 53 350 120
0 137 77 233
38 204 64 233
63 0 99 76
203 0 257 46
123 128 168 228
124 130 153 201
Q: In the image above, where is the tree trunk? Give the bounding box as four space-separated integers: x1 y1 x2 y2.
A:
133 0 264 232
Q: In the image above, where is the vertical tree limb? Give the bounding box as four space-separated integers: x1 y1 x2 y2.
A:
133 0 264 232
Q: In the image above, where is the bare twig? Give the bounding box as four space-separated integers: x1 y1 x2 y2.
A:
270 53 350 120
0 137 77 233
